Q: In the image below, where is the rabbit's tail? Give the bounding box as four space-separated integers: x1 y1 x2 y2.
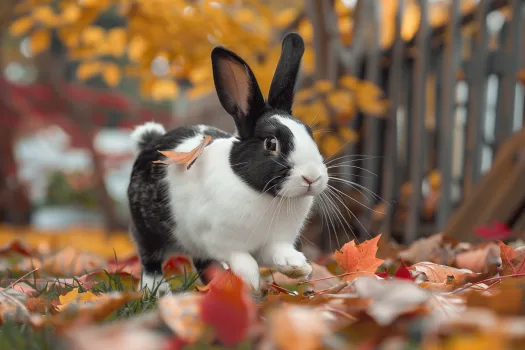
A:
130 122 166 151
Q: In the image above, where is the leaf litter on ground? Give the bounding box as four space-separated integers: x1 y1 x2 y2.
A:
3 227 525 349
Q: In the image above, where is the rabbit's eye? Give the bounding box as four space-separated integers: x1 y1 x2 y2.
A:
264 137 279 153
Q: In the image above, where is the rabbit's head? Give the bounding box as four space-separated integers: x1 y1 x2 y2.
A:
212 33 328 198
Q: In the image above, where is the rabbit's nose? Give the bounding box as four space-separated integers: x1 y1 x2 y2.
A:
302 175 320 185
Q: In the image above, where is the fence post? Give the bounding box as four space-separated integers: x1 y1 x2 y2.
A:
494 0 523 150
405 0 430 243
436 0 461 231
380 0 405 237
463 0 490 199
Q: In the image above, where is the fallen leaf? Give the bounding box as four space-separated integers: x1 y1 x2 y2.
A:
153 135 212 170
333 234 385 282
199 269 257 346
498 241 525 276
16 247 106 277
410 262 484 286
0 239 33 257
159 293 205 344
268 305 330 350
0 289 31 325
34 291 142 330
163 255 193 277
399 233 465 265
474 221 512 241
455 242 501 273
26 295 59 314
57 288 100 312
352 276 430 326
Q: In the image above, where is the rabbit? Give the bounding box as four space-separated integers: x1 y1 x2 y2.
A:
127 32 329 295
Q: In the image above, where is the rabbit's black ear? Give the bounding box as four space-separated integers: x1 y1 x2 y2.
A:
211 47 266 139
267 32 305 114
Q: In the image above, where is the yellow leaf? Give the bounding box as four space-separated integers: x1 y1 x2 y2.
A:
188 65 211 86
314 80 333 94
107 28 127 57
294 88 317 102
302 48 315 74
186 83 214 101
61 4 81 23
30 29 51 56
151 80 179 101
57 288 101 312
32 6 57 26
297 19 313 43
339 75 360 90
102 64 121 87
339 127 358 144
274 8 298 29
58 28 80 48
9 16 33 36
356 81 384 99
401 0 420 41
128 36 147 62
234 8 257 24
82 26 105 45
327 89 354 114
76 61 102 80
321 134 345 158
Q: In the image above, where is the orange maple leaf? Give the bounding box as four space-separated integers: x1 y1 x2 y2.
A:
498 241 525 276
153 135 212 170
333 234 385 282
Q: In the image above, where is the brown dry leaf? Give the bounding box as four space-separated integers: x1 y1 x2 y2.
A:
153 135 212 170
158 293 205 344
399 233 465 265
16 246 106 277
268 304 330 350
26 295 59 314
499 241 525 276
466 278 525 315
0 239 33 257
0 289 31 325
352 276 430 326
61 312 166 350
455 242 501 273
410 262 484 286
32 291 142 330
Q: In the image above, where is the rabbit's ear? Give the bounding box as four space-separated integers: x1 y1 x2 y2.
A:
267 32 305 114
211 47 266 139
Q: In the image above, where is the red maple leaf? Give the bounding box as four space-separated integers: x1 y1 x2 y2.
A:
374 264 413 281
199 268 257 346
474 221 512 241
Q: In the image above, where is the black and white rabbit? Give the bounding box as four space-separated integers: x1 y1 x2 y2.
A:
127 32 328 294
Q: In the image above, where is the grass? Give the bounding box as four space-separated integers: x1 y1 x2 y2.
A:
0 267 202 350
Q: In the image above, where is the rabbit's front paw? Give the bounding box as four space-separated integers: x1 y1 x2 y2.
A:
141 273 172 297
228 252 261 291
272 248 312 279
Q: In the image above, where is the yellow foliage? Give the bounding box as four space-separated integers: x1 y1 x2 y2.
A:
30 29 51 56
314 80 334 94
102 63 121 87
82 26 105 45
57 288 100 312
151 80 179 101
9 16 33 36
61 4 81 24
76 61 102 80
321 134 345 158
274 8 299 29
107 28 127 57
32 6 57 26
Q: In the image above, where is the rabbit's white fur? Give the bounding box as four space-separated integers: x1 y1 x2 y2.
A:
158 115 325 289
